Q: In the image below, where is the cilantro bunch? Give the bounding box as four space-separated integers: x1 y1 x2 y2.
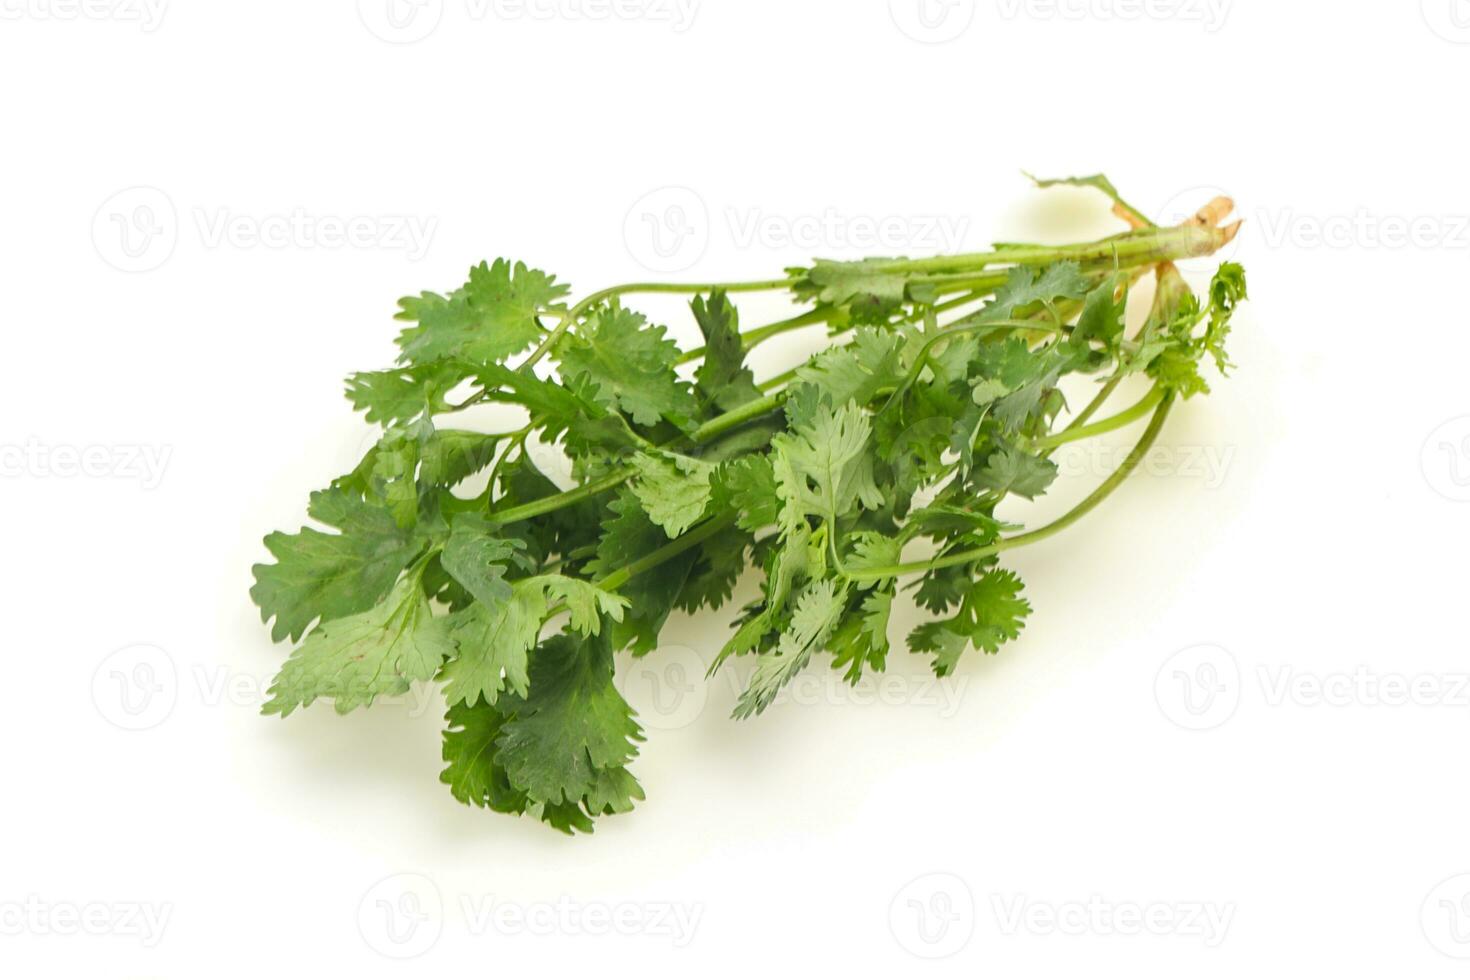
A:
251 175 1247 833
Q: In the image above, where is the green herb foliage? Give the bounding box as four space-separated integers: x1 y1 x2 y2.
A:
252 176 1247 832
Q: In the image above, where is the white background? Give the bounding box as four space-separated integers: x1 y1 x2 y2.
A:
3 0 1469 975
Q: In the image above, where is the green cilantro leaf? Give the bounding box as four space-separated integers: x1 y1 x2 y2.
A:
1205 261 1247 373
693 290 761 410
441 572 626 709
794 328 906 408
263 571 453 716
251 488 420 643
788 258 909 323
910 568 1031 676
494 631 643 807
440 701 527 813
1071 272 1129 350
844 531 902 580
556 303 697 427
442 584 542 707
976 445 1059 499
395 259 568 366
714 455 780 532
583 765 646 817
419 430 501 487
976 262 1091 323
541 575 630 635
829 588 894 682
630 452 716 538
734 578 848 719
345 361 468 426
440 514 521 608
770 401 884 523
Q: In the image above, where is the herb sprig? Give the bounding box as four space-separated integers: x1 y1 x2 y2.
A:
252 175 1247 833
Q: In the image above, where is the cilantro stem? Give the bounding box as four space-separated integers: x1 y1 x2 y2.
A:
487 465 635 526
869 224 1228 277
485 223 1223 563
525 223 1210 382
690 392 785 441
1061 376 1123 434
1031 385 1164 450
846 393 1175 582
757 365 800 392
594 514 737 593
